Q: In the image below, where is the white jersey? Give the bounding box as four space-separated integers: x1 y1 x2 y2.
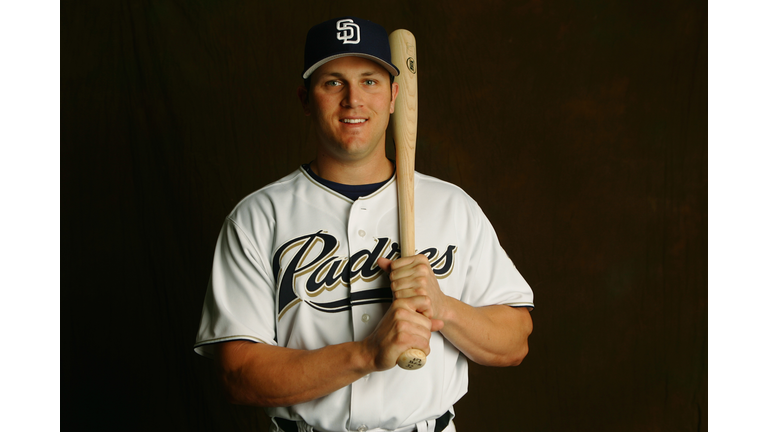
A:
194 166 534 432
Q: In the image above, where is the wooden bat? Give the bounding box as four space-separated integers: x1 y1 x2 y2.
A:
389 29 426 371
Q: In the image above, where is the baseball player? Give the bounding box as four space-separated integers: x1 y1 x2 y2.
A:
194 16 534 432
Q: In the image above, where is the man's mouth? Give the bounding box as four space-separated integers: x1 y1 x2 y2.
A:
341 118 367 124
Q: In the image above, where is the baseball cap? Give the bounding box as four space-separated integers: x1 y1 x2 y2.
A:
302 16 400 79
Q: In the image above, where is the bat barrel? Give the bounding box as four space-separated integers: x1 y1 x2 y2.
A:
390 29 418 259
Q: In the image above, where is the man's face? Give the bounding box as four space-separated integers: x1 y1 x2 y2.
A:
303 56 398 164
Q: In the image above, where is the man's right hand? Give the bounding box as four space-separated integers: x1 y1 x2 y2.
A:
360 285 441 371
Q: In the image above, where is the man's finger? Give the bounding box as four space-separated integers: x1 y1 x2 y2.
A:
376 257 393 273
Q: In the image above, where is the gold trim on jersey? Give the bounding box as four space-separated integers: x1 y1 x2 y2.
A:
299 167 354 202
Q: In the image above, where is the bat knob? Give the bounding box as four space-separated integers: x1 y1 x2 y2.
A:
397 348 427 370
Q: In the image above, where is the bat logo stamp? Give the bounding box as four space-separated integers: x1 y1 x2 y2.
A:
336 19 361 44
407 57 416 74
405 57 416 74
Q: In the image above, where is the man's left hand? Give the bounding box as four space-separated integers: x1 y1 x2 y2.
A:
377 255 446 332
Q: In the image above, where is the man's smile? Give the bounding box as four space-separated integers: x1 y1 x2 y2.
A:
340 118 367 124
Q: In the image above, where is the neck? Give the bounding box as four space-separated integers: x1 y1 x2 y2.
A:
311 153 394 185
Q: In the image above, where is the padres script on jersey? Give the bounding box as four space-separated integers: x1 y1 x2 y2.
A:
195 166 534 431
274 230 456 319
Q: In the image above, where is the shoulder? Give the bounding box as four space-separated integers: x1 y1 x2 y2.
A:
414 171 480 209
415 171 469 194
413 171 495 235
227 168 307 222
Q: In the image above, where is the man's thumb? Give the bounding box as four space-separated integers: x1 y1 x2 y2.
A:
376 257 392 273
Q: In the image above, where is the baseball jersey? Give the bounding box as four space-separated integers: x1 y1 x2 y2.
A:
194 166 534 432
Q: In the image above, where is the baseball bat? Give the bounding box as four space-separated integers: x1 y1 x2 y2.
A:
389 29 426 371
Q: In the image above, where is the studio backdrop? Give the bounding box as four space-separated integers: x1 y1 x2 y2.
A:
62 1 707 430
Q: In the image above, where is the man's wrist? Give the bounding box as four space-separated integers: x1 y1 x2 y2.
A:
350 340 379 375
437 295 461 328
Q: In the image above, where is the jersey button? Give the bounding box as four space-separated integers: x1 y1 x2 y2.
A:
357 426 368 432
361 313 371 323
358 229 366 238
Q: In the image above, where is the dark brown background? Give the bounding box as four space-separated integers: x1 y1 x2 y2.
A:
62 1 706 430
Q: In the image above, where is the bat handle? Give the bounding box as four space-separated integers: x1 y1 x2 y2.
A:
397 348 427 370
394 157 426 371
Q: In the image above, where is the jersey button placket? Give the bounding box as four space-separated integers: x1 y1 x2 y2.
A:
348 201 370 342
347 199 385 428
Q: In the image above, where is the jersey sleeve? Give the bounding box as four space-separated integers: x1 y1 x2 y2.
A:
194 216 277 358
458 200 534 310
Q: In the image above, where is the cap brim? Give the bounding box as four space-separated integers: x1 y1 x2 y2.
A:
302 53 400 79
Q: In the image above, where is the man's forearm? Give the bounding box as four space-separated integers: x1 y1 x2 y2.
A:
215 340 371 407
439 300 532 367
214 295 435 407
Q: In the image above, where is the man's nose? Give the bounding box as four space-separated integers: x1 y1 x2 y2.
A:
342 84 363 108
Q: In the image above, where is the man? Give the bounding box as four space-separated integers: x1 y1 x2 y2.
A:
194 16 534 432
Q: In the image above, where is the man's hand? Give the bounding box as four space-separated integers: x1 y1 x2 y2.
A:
355 256 445 371
377 255 448 326
360 292 436 371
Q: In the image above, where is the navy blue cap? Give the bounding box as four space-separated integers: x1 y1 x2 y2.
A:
302 17 400 79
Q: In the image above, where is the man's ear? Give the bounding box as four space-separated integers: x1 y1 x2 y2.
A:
389 82 399 114
297 86 310 115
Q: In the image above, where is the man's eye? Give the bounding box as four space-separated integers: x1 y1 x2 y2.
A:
364 79 377 86
326 80 342 87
